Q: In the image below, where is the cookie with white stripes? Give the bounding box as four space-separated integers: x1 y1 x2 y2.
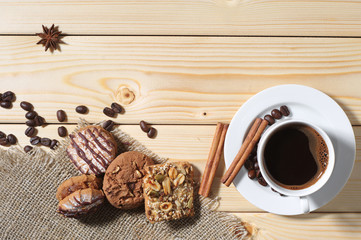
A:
67 125 117 175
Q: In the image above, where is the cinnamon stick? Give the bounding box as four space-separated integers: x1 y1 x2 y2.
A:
223 119 268 187
203 124 229 197
221 118 262 184
199 123 224 196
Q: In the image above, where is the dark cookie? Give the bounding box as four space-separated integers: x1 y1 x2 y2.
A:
103 151 154 209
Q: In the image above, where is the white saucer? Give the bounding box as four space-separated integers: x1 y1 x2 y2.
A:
224 84 356 215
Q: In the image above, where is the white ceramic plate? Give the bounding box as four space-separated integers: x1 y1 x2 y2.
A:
224 84 356 215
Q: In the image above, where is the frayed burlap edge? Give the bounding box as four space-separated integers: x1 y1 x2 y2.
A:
0 119 251 240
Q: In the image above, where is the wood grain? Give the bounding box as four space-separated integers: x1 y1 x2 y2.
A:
1 1 361 36
0 36 361 125
1 124 359 212
235 213 361 240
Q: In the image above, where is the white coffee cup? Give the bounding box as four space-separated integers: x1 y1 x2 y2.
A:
257 120 335 213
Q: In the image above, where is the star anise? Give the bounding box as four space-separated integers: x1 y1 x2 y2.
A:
36 24 62 52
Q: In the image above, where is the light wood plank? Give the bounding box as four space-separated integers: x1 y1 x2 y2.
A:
0 36 361 125
1 124 360 212
234 213 361 240
1 1 361 36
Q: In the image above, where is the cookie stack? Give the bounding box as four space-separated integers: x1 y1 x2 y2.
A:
56 125 194 223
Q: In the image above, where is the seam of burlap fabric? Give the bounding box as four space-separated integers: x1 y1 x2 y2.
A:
0 119 250 240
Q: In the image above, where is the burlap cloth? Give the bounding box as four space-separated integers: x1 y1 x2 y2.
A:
0 120 250 240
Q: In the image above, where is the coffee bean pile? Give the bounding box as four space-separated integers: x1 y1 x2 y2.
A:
140 120 157 138
0 91 16 109
20 100 60 152
1 92 158 153
245 105 291 196
264 105 290 126
103 102 124 118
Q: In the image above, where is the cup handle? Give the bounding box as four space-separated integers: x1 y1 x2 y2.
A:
300 196 310 214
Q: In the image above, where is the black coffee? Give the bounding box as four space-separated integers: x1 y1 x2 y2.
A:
264 124 328 190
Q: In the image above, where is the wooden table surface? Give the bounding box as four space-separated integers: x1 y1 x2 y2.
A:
1 1 361 239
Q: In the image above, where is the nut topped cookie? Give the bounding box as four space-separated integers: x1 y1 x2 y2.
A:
67 125 117 175
143 162 194 223
103 151 154 209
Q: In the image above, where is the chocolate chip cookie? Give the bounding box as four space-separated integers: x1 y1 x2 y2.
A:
103 151 154 209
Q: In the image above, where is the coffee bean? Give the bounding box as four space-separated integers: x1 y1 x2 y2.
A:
0 101 12 109
253 162 259 170
34 116 45 126
20 101 33 111
280 105 290 116
41 137 51 147
26 119 36 127
271 109 282 119
30 136 41 145
24 145 33 153
75 105 88 114
256 170 262 179
103 107 115 117
0 131 6 139
248 170 256 179
252 155 258 162
0 137 8 146
58 126 67 137
264 114 275 125
140 120 150 133
111 102 123 113
103 120 114 132
2 91 15 102
244 159 253 170
50 139 59 150
57 110 67 122
0 93 2 101
147 127 157 138
7 134 17 145
25 111 37 120
25 127 36 137
258 177 268 186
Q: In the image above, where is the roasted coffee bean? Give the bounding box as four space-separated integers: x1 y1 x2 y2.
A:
0 101 12 109
34 116 45 126
58 126 67 137
50 139 59 150
20 101 33 111
253 162 259 170
258 177 268 186
103 120 114 131
111 102 123 113
256 170 262 179
103 107 115 117
140 120 150 133
75 105 88 114
56 110 67 122
252 155 258 162
0 131 6 139
0 137 8 146
0 93 2 101
264 114 275 125
147 127 157 138
2 91 15 102
24 145 33 153
244 159 253 170
271 109 282 119
25 111 37 120
41 137 51 147
26 119 36 127
280 105 290 116
7 134 17 145
248 170 256 179
30 136 41 145
25 127 36 137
